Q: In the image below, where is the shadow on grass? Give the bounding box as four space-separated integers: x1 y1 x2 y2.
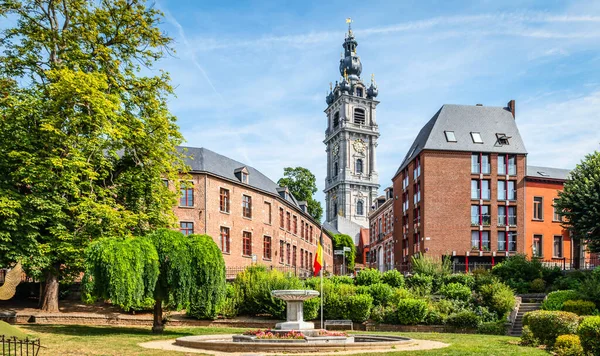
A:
22 324 195 338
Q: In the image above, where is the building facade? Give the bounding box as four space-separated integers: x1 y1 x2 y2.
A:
390 102 528 269
367 187 394 271
173 147 334 276
323 22 380 245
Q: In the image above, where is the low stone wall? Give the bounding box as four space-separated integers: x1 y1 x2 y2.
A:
365 322 477 334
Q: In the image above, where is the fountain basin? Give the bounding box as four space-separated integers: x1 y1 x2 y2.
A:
271 289 319 331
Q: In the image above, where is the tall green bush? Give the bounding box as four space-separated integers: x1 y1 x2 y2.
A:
367 283 394 307
447 310 481 329
578 267 600 306
523 310 579 347
562 300 597 316
439 282 472 302
491 254 543 293
577 316 600 356
542 290 580 311
411 253 451 278
406 274 433 295
355 268 381 286
478 281 515 319
382 270 405 288
186 234 226 320
347 294 373 322
396 298 428 325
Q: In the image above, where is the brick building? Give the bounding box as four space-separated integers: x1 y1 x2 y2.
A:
389 102 528 268
367 187 394 271
173 147 333 276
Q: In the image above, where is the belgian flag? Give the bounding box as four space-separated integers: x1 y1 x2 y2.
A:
313 230 323 276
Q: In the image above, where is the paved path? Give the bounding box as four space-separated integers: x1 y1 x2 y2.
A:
138 334 450 355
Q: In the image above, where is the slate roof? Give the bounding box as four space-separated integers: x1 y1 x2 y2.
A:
178 146 300 208
526 165 571 181
395 104 528 177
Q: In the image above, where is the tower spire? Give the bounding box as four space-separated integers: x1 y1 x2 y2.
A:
346 17 353 36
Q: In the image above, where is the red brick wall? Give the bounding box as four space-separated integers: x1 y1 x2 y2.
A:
173 173 333 270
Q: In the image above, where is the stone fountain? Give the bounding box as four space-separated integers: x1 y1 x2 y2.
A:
271 289 319 332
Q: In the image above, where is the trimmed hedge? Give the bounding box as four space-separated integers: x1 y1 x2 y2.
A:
396 298 428 325
562 300 597 316
355 268 381 286
577 316 600 356
523 310 579 347
447 310 481 329
439 282 471 302
367 283 394 307
382 270 405 288
542 290 580 311
347 294 373 322
477 320 506 335
554 334 584 356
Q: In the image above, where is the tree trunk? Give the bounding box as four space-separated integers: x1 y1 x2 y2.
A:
152 299 164 334
40 264 60 312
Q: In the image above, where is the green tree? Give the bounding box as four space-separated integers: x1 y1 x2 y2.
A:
278 167 323 221
332 233 356 270
83 229 226 333
0 0 185 312
554 151 600 253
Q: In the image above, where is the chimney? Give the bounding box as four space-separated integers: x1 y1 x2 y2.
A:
507 100 516 118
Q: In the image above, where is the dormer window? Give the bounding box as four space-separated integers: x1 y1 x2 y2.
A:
241 172 248 183
354 108 365 125
356 88 363 97
471 132 483 144
234 167 249 183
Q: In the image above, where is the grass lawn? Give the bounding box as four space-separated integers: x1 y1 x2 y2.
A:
14 324 548 355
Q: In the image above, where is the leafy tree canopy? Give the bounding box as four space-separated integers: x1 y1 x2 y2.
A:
332 233 356 270
277 167 323 221
0 0 185 311
555 151 600 253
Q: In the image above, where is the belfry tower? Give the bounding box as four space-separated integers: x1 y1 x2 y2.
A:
324 19 380 242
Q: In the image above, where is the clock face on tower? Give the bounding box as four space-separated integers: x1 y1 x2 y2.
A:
353 139 366 153
332 143 340 157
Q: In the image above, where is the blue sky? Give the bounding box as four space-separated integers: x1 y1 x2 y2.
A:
155 0 600 207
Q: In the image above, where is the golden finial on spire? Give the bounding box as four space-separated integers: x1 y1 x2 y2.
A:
371 73 375 84
329 82 333 91
346 17 353 35
344 68 348 81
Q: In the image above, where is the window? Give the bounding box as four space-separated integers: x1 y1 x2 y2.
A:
356 200 364 215
507 181 516 201
279 240 285 263
553 199 561 221
498 181 506 201
508 206 517 226
241 172 248 183
471 132 483 143
481 205 490 226
445 131 457 142
415 156 421 177
293 215 298 234
481 180 490 200
498 155 506 175
180 222 193 236
533 197 543 220
286 212 291 231
471 154 480 174
309 253 313 268
263 236 272 260
356 159 363 174
264 202 271 224
242 195 252 218
333 161 338 176
305 223 309 241
508 156 516 175
279 208 284 228
220 188 230 213
300 248 305 268
471 180 480 199
354 108 365 125
498 231 517 252
498 206 506 226
553 236 563 258
243 231 252 256
481 154 490 174
533 235 542 257
180 182 194 207
286 243 291 265
471 231 479 250
496 133 510 145
482 231 490 250
292 246 297 267
301 221 305 239
309 226 313 244
333 112 340 128
472 205 480 225
220 227 230 253
356 87 363 97
162 179 169 188
498 154 516 175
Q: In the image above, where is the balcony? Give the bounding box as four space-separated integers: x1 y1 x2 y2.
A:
498 215 506 226
508 215 517 226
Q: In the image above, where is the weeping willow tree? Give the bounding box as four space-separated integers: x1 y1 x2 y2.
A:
83 229 226 333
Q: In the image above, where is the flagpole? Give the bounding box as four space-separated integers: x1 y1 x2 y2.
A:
319 224 324 330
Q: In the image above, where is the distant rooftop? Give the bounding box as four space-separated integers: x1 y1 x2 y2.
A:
526 165 571 181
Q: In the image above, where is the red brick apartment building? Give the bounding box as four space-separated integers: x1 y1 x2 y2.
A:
172 147 333 276
389 101 528 268
368 187 395 271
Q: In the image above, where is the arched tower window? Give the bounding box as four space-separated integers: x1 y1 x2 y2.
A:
333 161 338 176
333 112 340 128
333 201 338 219
356 200 364 215
356 159 363 174
354 108 365 125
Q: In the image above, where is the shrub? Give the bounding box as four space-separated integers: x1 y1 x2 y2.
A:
383 306 399 324
406 274 433 295
542 266 563 288
347 294 373 323
396 298 428 325
529 278 546 293
491 255 543 293
473 305 498 323
424 307 446 325
439 282 472 302
523 310 579 347
355 268 381 286
563 300 597 316
186 234 227 320
520 325 539 347
389 288 414 305
443 273 475 288
219 284 241 318
552 273 585 291
578 267 600 306
478 281 515 319
447 310 481 329
303 297 319 321
472 268 498 290
382 270 405 288
411 253 451 277
554 334 584 356
542 290 580 311
330 275 354 285
577 316 600 356
477 320 506 335
432 299 454 315
368 283 394 307
370 305 386 323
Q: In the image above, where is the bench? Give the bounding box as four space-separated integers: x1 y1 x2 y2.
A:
324 319 353 330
